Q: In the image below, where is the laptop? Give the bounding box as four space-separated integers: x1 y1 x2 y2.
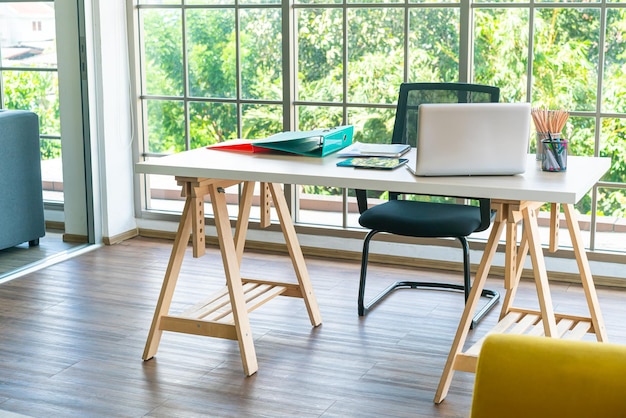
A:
412 102 531 176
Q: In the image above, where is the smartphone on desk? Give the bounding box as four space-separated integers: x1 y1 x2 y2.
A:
336 157 409 170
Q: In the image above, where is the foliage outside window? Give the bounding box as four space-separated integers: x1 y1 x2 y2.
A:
0 2 61 161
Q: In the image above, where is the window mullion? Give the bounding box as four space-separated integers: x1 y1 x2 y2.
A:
459 0 472 83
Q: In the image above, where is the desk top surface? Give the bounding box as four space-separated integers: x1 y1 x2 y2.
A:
135 148 610 204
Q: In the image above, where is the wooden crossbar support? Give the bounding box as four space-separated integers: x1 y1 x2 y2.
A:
159 283 287 340
453 309 595 373
434 199 607 404
142 178 322 376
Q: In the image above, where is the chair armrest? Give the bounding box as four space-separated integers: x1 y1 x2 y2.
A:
357 189 405 214
356 189 368 214
476 198 492 232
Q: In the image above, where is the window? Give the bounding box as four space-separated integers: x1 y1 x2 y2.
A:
0 2 62 203
132 0 626 253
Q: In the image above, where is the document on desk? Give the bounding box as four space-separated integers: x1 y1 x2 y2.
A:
336 142 411 158
209 125 354 157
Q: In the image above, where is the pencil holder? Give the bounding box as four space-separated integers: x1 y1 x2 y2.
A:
536 132 561 161
541 138 567 172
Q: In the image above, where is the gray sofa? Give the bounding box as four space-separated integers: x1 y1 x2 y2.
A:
0 110 46 250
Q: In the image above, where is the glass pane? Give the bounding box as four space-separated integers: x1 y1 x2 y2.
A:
297 8 343 102
346 188 362 228
140 9 183 97
241 103 283 139
411 0 458 4
296 0 341 4
297 106 343 131
597 187 626 224
145 99 185 154
0 2 56 68
347 8 404 104
138 0 180 4
246 183 278 222
563 115 595 223
297 184 345 227
240 8 282 101
409 8 460 82
536 0 600 3
2 70 59 135
240 0 280 5
347 106 396 144
348 0 402 4
1 2 61 207
40 136 61 160
146 171 184 212
600 117 626 183
595 187 626 252
186 9 236 98
473 0 526 4
146 172 237 221
532 8 600 111
567 115 595 156
189 101 238 148
186 0 234 4
297 105 347 226
602 8 626 113
473 8 529 102
41 150 63 202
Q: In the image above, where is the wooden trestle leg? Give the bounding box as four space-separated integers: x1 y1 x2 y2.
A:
563 203 607 341
434 200 607 404
433 208 506 403
142 178 322 376
142 181 196 361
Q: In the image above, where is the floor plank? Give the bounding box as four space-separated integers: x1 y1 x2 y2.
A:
0 236 625 417
0 230 84 277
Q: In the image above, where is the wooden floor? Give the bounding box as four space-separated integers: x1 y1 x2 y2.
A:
0 230 84 278
1 236 625 417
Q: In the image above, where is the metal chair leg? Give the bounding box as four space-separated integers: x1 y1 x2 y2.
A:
358 234 500 325
458 236 500 324
358 229 378 316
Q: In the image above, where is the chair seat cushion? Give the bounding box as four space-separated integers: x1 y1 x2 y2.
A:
471 334 626 418
358 200 482 237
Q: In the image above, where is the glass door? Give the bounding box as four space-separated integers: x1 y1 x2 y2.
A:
0 0 92 279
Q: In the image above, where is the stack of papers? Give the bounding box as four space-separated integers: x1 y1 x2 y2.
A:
337 142 411 158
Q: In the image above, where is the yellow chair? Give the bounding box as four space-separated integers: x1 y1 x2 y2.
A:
470 334 626 418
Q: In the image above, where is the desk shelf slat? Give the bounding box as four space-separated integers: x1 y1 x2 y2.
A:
178 282 288 324
455 310 595 374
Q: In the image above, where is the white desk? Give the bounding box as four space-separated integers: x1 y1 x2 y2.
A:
137 148 604 204
136 148 610 399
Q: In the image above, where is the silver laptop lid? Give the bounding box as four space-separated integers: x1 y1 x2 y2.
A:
414 102 531 176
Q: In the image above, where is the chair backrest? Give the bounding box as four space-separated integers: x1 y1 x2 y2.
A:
392 82 500 147
471 334 626 418
355 82 500 223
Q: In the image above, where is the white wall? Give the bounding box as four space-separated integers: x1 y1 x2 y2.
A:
85 0 137 241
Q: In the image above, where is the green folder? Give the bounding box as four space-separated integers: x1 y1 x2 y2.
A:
210 125 354 157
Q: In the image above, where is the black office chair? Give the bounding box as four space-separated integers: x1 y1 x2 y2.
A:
356 82 500 325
